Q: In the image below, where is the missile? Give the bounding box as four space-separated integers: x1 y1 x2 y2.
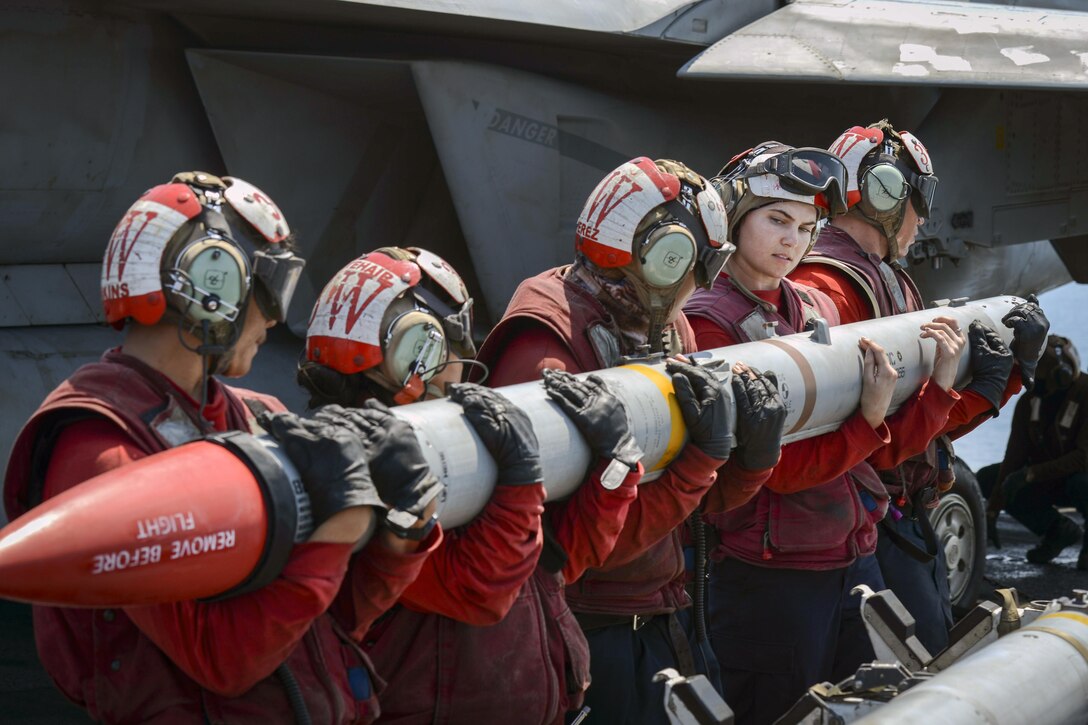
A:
0 432 316 606
0 296 1020 605
406 295 1021 527
852 609 1088 724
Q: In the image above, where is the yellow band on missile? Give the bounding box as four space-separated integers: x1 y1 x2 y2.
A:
623 364 687 471
1029 613 1088 666
1036 612 1088 627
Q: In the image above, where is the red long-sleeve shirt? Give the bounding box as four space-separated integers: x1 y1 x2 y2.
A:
396 484 546 625
548 460 641 583
489 325 743 573
43 412 419 697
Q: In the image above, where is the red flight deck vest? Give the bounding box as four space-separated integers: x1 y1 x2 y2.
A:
361 567 589 725
476 267 696 614
4 350 378 725
684 276 889 570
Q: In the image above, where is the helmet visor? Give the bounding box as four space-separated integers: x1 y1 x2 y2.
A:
749 148 848 216
252 248 305 323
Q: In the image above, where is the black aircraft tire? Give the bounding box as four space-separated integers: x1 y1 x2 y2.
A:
929 461 987 617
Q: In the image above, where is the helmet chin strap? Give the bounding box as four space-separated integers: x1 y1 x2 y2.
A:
856 204 906 261
195 320 225 424
173 314 241 424
633 283 684 355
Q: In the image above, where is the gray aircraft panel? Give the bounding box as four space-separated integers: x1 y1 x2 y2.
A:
185 50 484 333
134 0 703 37
680 0 1088 88
411 60 737 320
0 7 224 266
338 0 698 34
0 264 101 328
909 239 1069 303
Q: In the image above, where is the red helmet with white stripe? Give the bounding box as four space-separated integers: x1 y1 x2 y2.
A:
828 122 939 258
305 247 474 404
575 157 731 291
100 172 303 344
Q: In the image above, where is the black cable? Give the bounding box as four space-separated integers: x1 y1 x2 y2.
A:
275 663 312 725
691 509 709 644
198 320 212 422
419 357 491 386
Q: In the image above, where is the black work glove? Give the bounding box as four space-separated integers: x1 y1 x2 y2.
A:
1002 294 1049 390
731 369 787 471
965 321 1014 413
1001 467 1031 508
541 369 643 470
447 383 543 487
258 410 384 526
665 359 732 461
321 401 442 519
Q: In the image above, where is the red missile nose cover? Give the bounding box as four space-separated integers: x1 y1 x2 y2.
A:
0 442 267 607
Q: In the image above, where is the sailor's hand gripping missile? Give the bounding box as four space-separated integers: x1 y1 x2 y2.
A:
964 321 1014 413
323 401 443 540
542 369 642 488
920 316 968 392
448 383 543 487
1002 294 1050 390
665 358 733 462
730 365 787 471
858 337 900 429
259 410 384 544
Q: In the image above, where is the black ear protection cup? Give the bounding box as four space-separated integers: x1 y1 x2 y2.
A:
637 223 697 288
380 308 449 403
169 238 251 324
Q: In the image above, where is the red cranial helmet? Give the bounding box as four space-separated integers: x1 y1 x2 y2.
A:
101 172 304 348
828 122 939 258
306 247 473 404
575 157 731 291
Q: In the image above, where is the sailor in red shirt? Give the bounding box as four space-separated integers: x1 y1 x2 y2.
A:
683 142 969 724
475 158 787 725
3 173 439 724
789 122 1050 654
299 246 641 724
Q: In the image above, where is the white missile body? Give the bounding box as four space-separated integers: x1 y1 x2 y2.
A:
397 296 1023 528
853 609 1088 725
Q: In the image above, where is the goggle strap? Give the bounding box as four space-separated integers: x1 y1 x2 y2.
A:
412 287 471 342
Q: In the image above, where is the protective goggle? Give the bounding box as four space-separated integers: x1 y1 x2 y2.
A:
252 246 305 323
862 160 938 219
745 147 849 216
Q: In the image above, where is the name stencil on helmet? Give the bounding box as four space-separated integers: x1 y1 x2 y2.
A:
308 255 417 353
102 187 198 302
576 159 675 265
